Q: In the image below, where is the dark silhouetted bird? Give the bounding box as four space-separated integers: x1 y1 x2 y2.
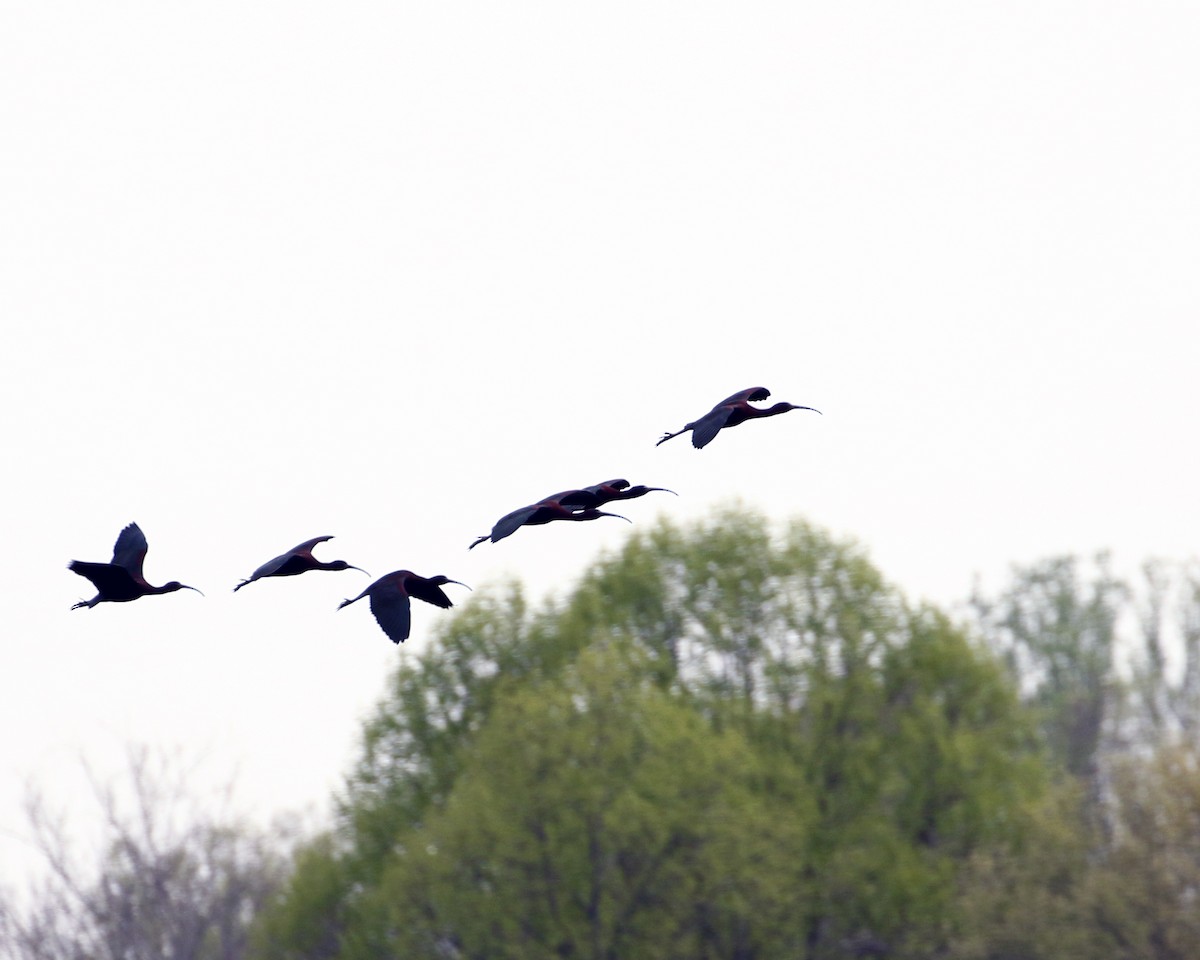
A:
69 522 203 609
338 570 470 644
656 386 821 448
468 497 630 549
234 536 368 592
553 478 677 510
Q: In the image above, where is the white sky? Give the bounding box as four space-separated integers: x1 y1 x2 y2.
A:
2 2 1197 884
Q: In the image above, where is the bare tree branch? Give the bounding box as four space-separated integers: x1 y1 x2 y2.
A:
0 745 294 960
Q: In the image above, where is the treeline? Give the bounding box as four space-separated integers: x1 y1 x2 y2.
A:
5 507 1200 959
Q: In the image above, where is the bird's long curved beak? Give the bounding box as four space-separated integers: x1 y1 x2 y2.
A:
348 565 371 577
601 511 633 523
793 404 822 414
183 585 205 597
447 579 472 591
651 487 679 496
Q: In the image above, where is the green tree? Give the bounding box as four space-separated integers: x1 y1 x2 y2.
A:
952 741 1200 960
1087 742 1200 958
971 554 1127 789
947 781 1102 960
255 507 1048 959
251 833 346 960
364 645 811 960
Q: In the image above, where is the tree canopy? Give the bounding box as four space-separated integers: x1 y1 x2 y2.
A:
255 507 1047 959
14 508 1200 959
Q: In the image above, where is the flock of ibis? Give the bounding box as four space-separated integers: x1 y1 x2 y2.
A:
68 387 821 645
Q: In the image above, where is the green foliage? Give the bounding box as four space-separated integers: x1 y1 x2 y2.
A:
948 780 1103 960
562 507 902 711
365 645 811 960
1088 743 1200 958
341 583 538 872
252 833 346 960
971 554 1127 784
949 741 1200 960
253 507 1051 959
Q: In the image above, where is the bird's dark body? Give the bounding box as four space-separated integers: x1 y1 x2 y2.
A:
469 497 630 549
68 523 202 609
234 536 366 592
338 570 469 644
260 555 315 579
68 561 154 605
656 386 821 448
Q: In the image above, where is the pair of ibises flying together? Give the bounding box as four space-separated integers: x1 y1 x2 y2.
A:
68 387 821 645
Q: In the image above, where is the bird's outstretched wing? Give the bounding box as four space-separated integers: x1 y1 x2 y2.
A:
290 536 335 556
488 504 547 543
238 551 291 588
405 576 457 609
369 589 412 644
716 386 771 406
690 406 736 448
589 479 631 494
110 523 148 580
241 551 289 585
69 559 137 594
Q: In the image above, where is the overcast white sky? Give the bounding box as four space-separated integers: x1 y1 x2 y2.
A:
2 2 1197 883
